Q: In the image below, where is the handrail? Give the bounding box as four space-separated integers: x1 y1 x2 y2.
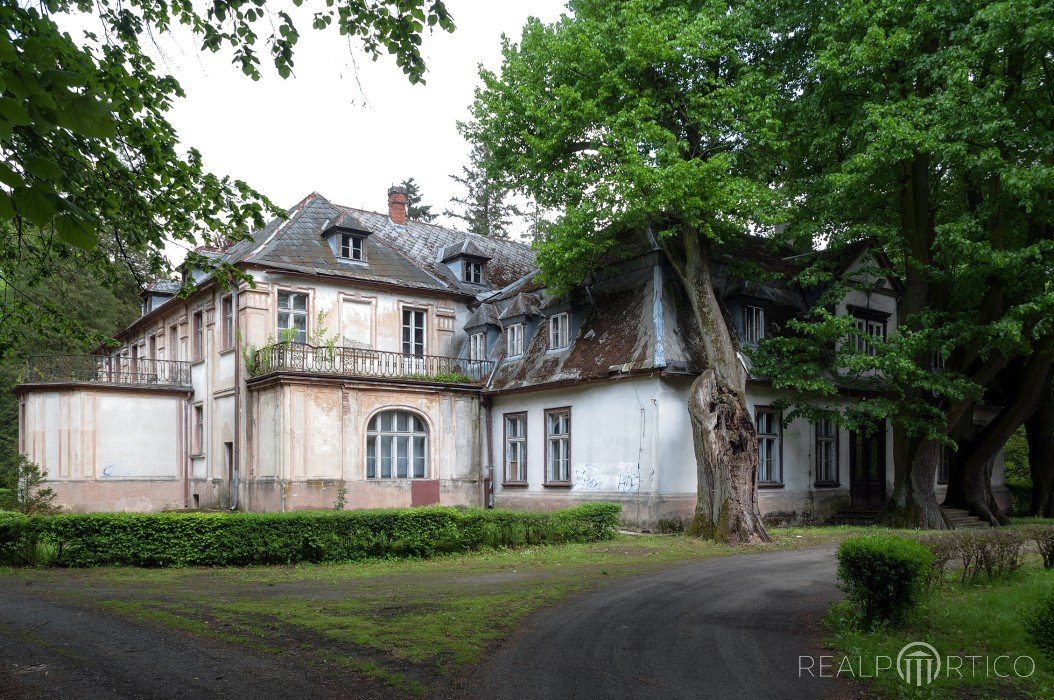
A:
23 355 193 388
249 343 492 385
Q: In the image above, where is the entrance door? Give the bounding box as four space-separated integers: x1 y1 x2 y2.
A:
850 428 886 508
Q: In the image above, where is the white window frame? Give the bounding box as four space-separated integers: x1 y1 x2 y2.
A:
221 295 234 350
504 412 527 484
549 313 570 350
743 305 765 344
340 233 365 261
192 310 204 360
402 308 426 358
506 323 523 357
193 404 205 455
277 291 309 344
469 332 486 361
756 407 782 485
463 259 484 284
365 410 428 479
853 316 886 356
545 407 571 484
815 418 838 485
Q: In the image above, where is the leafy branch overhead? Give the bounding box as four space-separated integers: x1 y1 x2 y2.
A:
0 0 454 253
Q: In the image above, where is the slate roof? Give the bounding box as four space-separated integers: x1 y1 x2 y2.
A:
142 279 180 295
222 192 536 295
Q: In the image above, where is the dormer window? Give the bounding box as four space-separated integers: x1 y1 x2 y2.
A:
743 306 765 344
469 332 486 361
549 313 570 350
464 259 484 284
507 323 524 357
339 233 366 262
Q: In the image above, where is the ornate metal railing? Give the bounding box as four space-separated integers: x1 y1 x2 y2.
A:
23 355 193 388
249 343 493 385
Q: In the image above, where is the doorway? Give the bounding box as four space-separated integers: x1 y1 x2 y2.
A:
849 428 886 509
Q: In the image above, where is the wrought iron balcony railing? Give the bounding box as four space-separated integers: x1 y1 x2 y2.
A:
249 343 493 385
23 355 193 388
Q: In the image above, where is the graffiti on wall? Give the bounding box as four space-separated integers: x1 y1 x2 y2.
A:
572 462 641 492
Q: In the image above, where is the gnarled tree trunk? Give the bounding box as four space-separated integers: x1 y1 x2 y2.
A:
1026 383 1054 517
887 433 949 529
658 231 769 543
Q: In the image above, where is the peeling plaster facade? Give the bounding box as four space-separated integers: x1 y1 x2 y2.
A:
17 191 1009 525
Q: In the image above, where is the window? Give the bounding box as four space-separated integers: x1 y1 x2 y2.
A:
366 410 427 479
853 316 886 356
545 408 571 484
743 305 765 344
193 404 204 455
148 334 157 360
815 419 838 485
931 350 947 371
504 413 527 484
192 311 204 360
469 332 486 361
756 408 781 484
463 259 484 284
402 309 426 357
340 233 365 261
277 291 308 343
937 444 951 485
549 313 570 350
168 324 179 361
221 295 234 350
506 323 523 357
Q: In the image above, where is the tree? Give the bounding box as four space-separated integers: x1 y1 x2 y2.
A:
468 0 785 542
1026 380 1054 517
444 139 521 239
400 178 437 222
0 0 455 336
753 0 1054 527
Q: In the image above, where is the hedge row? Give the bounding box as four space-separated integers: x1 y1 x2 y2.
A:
0 503 621 567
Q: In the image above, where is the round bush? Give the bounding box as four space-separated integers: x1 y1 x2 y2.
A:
837 535 933 626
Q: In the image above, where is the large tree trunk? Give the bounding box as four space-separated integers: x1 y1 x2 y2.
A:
658 231 769 543
887 433 949 528
1026 383 1054 517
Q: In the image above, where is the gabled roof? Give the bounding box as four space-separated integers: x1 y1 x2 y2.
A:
439 239 491 263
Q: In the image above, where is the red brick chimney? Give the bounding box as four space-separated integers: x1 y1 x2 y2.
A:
387 185 408 225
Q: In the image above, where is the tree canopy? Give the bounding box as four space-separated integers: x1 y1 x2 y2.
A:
400 177 436 222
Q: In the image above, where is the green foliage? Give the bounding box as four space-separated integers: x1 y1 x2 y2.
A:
333 483 348 511
1022 594 1054 659
444 139 522 239
3 503 620 568
837 535 933 626
400 178 436 223
1024 525 1054 569
1004 427 1031 484
0 455 58 516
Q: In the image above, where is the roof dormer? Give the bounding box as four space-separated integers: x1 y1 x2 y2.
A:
440 240 492 286
322 213 372 265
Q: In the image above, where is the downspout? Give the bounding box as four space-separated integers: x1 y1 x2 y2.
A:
231 278 241 511
484 394 495 508
184 395 191 508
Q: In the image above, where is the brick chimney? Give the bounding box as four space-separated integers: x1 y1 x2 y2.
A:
387 185 408 225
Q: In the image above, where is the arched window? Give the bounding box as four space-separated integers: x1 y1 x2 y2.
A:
366 410 427 479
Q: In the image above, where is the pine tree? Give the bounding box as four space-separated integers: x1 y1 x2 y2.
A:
400 178 436 222
444 142 522 239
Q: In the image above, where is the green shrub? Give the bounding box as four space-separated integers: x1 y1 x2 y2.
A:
957 529 1024 582
0 511 31 565
1024 525 1054 569
1023 593 1054 658
837 535 933 626
2 503 620 568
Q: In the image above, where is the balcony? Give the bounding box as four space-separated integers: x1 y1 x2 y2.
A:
22 355 193 389
248 343 494 386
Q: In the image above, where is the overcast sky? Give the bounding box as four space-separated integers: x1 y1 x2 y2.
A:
128 0 568 258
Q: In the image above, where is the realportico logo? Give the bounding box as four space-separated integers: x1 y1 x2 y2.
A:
799 641 1035 687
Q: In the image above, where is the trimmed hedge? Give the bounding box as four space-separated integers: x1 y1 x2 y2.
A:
0 503 621 568
837 535 933 626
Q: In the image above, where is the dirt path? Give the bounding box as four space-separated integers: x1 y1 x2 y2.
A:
457 544 861 699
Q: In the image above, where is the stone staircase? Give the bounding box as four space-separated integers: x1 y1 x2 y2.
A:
941 507 991 529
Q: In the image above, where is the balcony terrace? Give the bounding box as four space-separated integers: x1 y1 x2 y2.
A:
21 355 193 389
248 343 494 386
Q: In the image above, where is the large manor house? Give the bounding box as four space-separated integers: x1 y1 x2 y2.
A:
16 187 1010 526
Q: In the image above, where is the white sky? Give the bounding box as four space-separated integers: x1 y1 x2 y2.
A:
127 0 569 259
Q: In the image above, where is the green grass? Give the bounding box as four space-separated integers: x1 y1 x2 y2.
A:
826 561 1054 698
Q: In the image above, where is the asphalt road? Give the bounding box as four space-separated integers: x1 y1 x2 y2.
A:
461 544 860 700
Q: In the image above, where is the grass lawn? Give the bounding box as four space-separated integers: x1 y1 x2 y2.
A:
0 524 886 696
825 551 1054 698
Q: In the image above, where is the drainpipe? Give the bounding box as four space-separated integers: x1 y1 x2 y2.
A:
483 395 495 508
231 278 241 511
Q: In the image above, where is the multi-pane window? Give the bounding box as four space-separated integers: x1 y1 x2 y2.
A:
402 309 426 357
463 259 484 284
221 295 234 350
815 418 838 485
545 408 571 483
931 350 947 371
756 408 781 484
504 413 527 483
743 306 765 344
854 316 886 356
506 323 524 357
549 313 570 350
366 410 427 479
192 311 204 360
277 291 308 343
193 404 204 455
469 332 486 361
937 444 951 485
340 233 365 261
